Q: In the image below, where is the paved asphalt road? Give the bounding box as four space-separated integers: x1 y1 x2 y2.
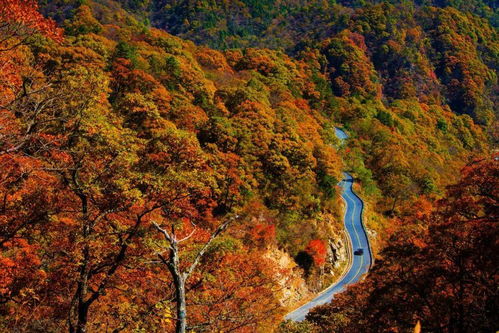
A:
285 128 372 322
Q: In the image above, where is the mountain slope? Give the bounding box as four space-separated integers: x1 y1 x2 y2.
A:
0 0 495 331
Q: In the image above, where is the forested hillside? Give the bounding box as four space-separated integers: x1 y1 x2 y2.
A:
3 2 344 331
0 0 497 332
104 0 498 127
99 0 498 48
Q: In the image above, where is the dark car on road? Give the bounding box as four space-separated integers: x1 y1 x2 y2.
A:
354 248 364 255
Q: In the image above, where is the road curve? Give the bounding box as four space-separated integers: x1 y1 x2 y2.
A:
285 128 372 322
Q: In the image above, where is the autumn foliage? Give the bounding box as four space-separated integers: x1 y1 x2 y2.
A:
0 1 341 331
0 0 62 41
306 239 327 267
0 0 496 332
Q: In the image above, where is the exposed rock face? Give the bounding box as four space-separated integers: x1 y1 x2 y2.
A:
366 227 377 240
328 238 344 268
265 231 349 307
264 247 311 307
327 233 348 275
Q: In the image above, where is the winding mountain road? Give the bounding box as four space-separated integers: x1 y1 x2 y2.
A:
285 128 372 322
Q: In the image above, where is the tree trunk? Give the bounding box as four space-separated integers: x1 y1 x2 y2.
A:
175 276 187 333
70 178 91 333
170 242 187 333
76 303 89 333
390 197 398 216
165 240 187 333
153 217 236 333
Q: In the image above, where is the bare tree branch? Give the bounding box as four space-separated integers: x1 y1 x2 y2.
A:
184 215 238 279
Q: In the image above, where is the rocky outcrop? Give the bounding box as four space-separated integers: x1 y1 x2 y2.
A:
328 236 347 271
264 247 311 307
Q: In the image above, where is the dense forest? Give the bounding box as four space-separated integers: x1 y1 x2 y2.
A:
0 0 497 332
